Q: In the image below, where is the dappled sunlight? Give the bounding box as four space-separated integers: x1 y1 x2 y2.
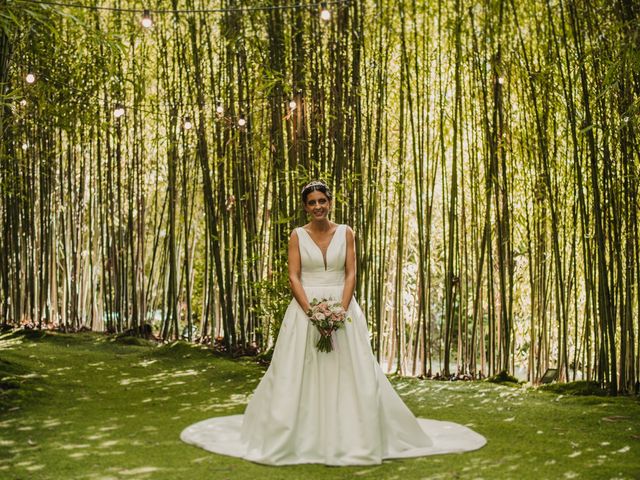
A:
18 372 48 379
134 359 158 367
69 451 89 459
98 450 125 456
42 418 66 429
2 334 639 479
99 440 119 448
142 395 171 403
353 466 383 476
198 393 249 412
0 336 23 350
191 455 212 464
170 369 199 377
60 443 91 450
9 460 46 474
52 366 72 372
0 419 16 428
118 466 162 475
177 390 200 397
83 466 161 480
99 425 121 432
118 367 203 387
118 377 144 386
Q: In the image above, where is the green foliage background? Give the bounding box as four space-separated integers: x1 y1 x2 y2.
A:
0 0 638 392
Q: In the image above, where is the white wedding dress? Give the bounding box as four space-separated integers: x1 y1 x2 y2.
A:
181 224 486 465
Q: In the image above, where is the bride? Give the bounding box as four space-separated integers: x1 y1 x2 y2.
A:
181 180 486 465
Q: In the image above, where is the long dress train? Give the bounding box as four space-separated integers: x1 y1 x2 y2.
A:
181 224 486 465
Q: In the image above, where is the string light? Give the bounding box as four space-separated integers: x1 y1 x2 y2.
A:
22 143 29 151
141 9 153 28
320 2 331 21
22 70 309 132
114 104 125 118
21 0 350 14
497 77 505 84
25 73 36 84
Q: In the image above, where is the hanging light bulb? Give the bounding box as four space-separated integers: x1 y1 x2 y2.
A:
497 76 505 84
289 99 297 110
320 2 331 21
21 142 29 151
216 103 224 115
184 116 193 130
141 9 153 28
238 117 247 127
114 104 125 118
25 73 36 84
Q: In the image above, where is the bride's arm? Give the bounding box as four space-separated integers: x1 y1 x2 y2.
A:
341 226 356 311
288 230 311 313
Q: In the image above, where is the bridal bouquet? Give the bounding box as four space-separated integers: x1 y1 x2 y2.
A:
307 298 350 353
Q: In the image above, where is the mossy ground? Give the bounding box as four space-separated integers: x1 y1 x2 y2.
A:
1 330 639 480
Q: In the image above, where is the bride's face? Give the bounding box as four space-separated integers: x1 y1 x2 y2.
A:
304 191 331 220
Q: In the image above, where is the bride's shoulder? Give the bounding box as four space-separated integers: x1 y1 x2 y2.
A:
290 224 312 238
342 224 355 238
289 226 302 239
293 223 312 235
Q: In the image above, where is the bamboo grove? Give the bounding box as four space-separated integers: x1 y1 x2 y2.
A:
0 0 638 393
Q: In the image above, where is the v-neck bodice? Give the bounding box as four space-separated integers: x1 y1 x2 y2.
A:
297 224 346 285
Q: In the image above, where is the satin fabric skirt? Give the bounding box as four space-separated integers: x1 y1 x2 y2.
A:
181 278 486 465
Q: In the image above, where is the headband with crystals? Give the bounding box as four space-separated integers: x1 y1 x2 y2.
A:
301 181 327 193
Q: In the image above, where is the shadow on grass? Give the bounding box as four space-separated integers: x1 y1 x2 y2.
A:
0 330 639 480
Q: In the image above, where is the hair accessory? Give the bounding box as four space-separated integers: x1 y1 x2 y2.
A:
301 180 326 194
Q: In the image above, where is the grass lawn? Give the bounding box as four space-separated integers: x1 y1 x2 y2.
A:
0 329 639 480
